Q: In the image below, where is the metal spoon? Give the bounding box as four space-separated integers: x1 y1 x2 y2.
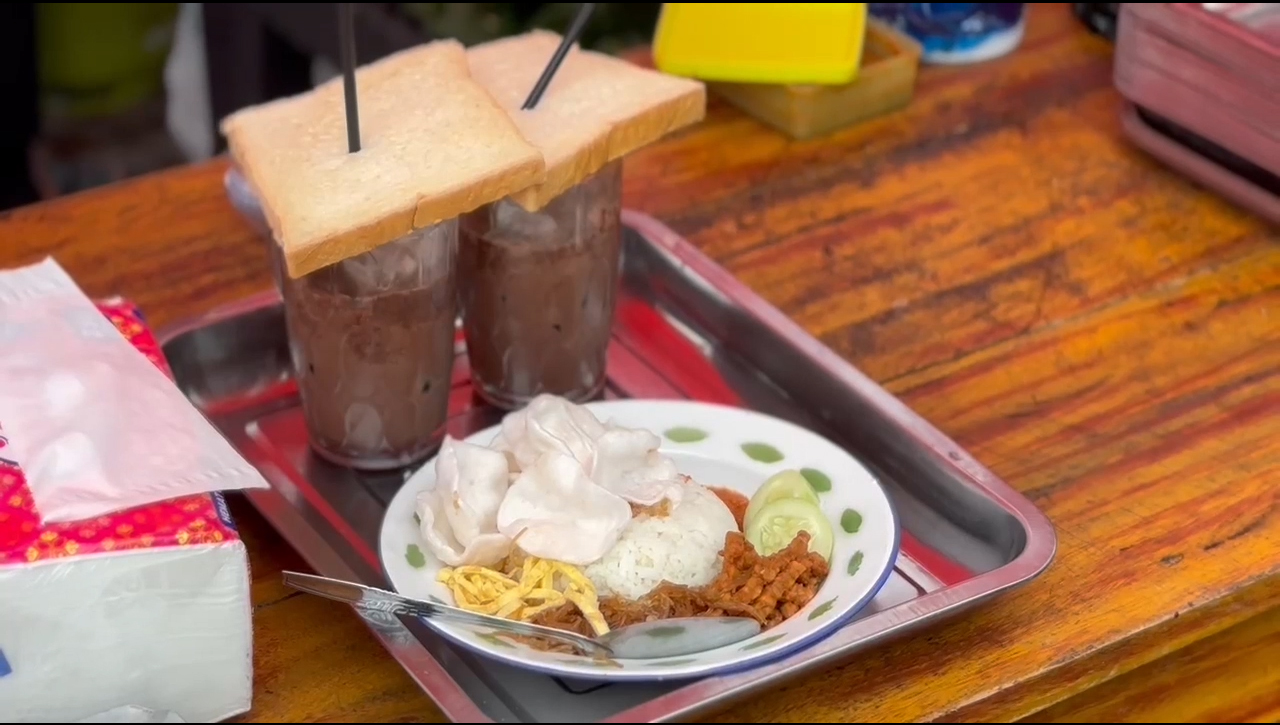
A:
283 571 761 660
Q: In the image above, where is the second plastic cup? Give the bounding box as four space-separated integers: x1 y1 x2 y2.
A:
459 160 623 410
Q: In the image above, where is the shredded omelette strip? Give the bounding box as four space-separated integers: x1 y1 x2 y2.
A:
437 557 609 637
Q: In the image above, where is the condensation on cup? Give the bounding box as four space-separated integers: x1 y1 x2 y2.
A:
271 222 459 471
459 160 623 410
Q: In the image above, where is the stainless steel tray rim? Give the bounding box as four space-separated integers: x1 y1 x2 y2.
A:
623 210 1059 556
160 200 1059 724
605 212 1059 722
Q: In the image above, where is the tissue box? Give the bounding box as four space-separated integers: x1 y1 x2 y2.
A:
0 300 253 723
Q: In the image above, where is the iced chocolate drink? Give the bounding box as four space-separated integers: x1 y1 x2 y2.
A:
272 222 458 470
459 161 622 409
220 39 548 469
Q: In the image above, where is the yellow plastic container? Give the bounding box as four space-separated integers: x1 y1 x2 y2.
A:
653 3 869 86
708 19 922 141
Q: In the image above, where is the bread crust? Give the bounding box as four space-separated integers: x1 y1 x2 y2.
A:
466 31 707 212
221 39 546 279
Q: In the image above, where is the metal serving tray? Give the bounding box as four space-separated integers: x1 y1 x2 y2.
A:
157 186 1056 722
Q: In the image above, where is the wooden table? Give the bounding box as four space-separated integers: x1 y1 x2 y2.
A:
2 4 1277 722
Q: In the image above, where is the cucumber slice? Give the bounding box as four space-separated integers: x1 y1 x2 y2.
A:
745 497 834 563
744 469 821 533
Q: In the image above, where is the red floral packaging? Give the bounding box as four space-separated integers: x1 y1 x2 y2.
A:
0 297 253 723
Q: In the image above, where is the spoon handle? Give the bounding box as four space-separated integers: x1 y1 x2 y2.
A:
282 571 611 656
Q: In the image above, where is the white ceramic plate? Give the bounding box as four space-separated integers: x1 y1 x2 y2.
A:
378 399 899 682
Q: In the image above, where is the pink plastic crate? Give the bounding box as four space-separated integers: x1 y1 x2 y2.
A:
1114 3 1279 221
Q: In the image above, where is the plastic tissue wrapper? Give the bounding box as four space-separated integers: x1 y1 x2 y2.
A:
0 257 269 524
0 296 254 723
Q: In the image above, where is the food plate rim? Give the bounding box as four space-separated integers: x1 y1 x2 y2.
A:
377 398 903 682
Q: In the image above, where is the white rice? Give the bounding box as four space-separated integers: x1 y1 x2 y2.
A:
585 481 738 600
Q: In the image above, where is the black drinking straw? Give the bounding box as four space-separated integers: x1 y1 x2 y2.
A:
521 3 597 110
338 3 361 153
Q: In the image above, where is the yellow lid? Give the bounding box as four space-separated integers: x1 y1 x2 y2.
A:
653 3 868 86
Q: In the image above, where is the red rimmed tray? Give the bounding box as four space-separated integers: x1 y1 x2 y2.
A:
152 173 1056 722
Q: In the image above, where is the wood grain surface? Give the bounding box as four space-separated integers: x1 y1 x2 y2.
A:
1027 604 1280 723
1 4 1276 722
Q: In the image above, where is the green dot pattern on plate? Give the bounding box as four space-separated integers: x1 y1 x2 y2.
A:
741 442 784 464
846 550 865 576
840 508 863 534
808 597 838 621
413 512 421 525
644 625 686 639
646 658 697 667
664 426 708 443
405 543 426 568
740 633 787 651
800 467 832 493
